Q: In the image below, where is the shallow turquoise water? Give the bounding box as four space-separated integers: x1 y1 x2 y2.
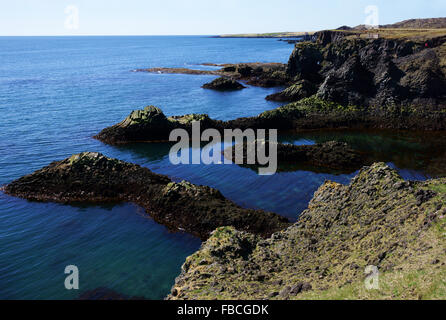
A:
0 36 443 299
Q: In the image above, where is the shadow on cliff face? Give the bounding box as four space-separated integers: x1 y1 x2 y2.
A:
272 30 446 108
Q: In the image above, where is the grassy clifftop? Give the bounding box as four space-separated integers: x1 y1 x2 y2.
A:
168 163 446 300
335 28 446 41
381 17 446 29
218 18 446 39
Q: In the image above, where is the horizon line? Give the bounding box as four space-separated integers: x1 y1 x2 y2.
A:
0 31 318 37
0 34 219 37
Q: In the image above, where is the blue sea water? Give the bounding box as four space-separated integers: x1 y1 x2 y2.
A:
0 36 442 299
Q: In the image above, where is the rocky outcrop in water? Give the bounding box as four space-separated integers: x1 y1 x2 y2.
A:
202 77 246 90
94 106 175 144
94 106 223 144
138 62 289 88
95 98 446 146
4 152 289 240
223 140 368 173
98 30 446 146
167 163 446 300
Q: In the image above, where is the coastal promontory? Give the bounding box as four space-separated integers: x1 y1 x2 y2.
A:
3 152 290 240
168 163 446 300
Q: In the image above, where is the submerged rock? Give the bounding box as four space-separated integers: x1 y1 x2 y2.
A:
202 77 246 90
224 140 368 173
168 163 446 300
4 152 290 240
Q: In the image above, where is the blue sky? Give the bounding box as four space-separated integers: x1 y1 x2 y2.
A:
1 0 445 36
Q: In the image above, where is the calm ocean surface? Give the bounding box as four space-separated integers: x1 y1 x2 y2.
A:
0 36 442 299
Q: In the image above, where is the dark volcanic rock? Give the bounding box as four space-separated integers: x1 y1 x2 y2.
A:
121 31 446 143
202 77 246 90
3 152 290 240
94 105 224 145
286 42 324 83
96 32 446 146
266 79 318 102
96 96 446 146
224 140 368 173
94 105 175 144
95 100 446 146
139 62 290 88
285 30 446 108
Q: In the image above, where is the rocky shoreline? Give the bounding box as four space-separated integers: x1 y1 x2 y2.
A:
167 163 446 300
4 20 446 300
94 97 446 146
117 28 446 144
95 30 446 143
3 152 289 240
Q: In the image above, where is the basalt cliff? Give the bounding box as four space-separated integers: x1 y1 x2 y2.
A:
269 29 446 110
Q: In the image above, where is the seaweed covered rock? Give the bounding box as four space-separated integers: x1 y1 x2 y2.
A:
96 96 446 146
257 96 446 131
202 77 246 90
94 106 175 144
168 163 446 299
3 152 290 240
94 105 225 145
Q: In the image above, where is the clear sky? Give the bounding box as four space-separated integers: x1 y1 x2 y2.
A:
1 0 445 36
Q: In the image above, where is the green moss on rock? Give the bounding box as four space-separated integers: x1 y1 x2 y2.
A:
168 163 446 300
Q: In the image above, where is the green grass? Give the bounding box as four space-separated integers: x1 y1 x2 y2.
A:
259 96 362 120
297 267 446 300
336 28 446 42
430 184 446 194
